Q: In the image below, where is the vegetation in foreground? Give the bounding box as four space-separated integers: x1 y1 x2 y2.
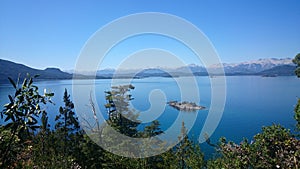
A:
0 53 300 168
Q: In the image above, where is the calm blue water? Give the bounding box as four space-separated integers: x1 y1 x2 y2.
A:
1 76 300 157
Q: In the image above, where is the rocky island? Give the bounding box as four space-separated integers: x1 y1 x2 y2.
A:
167 101 205 111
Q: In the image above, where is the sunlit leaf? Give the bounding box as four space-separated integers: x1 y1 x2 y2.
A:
22 78 27 88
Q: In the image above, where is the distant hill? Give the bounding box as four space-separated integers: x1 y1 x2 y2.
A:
257 65 296 76
0 59 73 83
1 57 296 82
134 68 173 78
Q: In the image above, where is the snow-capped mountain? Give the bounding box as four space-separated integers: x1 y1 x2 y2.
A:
209 58 294 74
174 64 206 73
72 58 294 77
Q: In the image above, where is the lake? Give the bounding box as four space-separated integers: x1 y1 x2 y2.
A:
1 76 300 157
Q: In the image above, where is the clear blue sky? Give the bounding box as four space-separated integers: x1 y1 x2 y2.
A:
1 0 299 70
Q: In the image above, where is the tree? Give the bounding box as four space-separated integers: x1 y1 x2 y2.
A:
138 120 165 168
101 85 170 168
293 53 300 130
31 89 84 168
102 85 140 156
293 53 300 77
208 125 300 168
100 85 141 167
54 89 81 168
142 120 164 137
173 122 204 169
208 53 300 168
31 109 55 168
77 134 105 168
0 75 53 168
105 84 140 137
295 99 300 131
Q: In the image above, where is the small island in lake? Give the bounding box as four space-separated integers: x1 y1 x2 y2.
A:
167 101 205 111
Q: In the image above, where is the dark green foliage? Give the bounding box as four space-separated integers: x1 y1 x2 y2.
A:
0 76 53 168
75 134 105 168
101 85 141 160
294 56 300 130
105 84 140 137
52 89 82 167
100 85 205 168
31 87 84 168
1 76 300 168
142 120 163 137
0 126 24 168
174 122 204 169
0 77 85 168
1 76 53 137
293 53 300 77
157 122 204 169
207 63 300 168
208 125 300 168
295 99 300 130
55 89 80 131
102 85 165 166
253 125 300 168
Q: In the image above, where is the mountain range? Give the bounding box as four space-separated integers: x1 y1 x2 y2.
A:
210 58 294 74
93 58 296 77
0 58 296 83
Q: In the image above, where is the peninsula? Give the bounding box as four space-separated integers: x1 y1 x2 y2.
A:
167 101 205 111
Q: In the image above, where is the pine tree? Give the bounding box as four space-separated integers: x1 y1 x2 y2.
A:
54 89 81 167
139 120 165 168
174 121 204 169
105 84 140 137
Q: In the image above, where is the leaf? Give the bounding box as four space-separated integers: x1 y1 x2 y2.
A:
28 116 33 123
15 89 21 97
8 77 17 89
105 104 111 108
105 91 112 95
8 95 13 102
55 115 61 121
27 116 37 125
32 85 38 90
45 92 54 97
4 115 11 122
22 78 27 88
28 77 33 86
59 107 64 113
